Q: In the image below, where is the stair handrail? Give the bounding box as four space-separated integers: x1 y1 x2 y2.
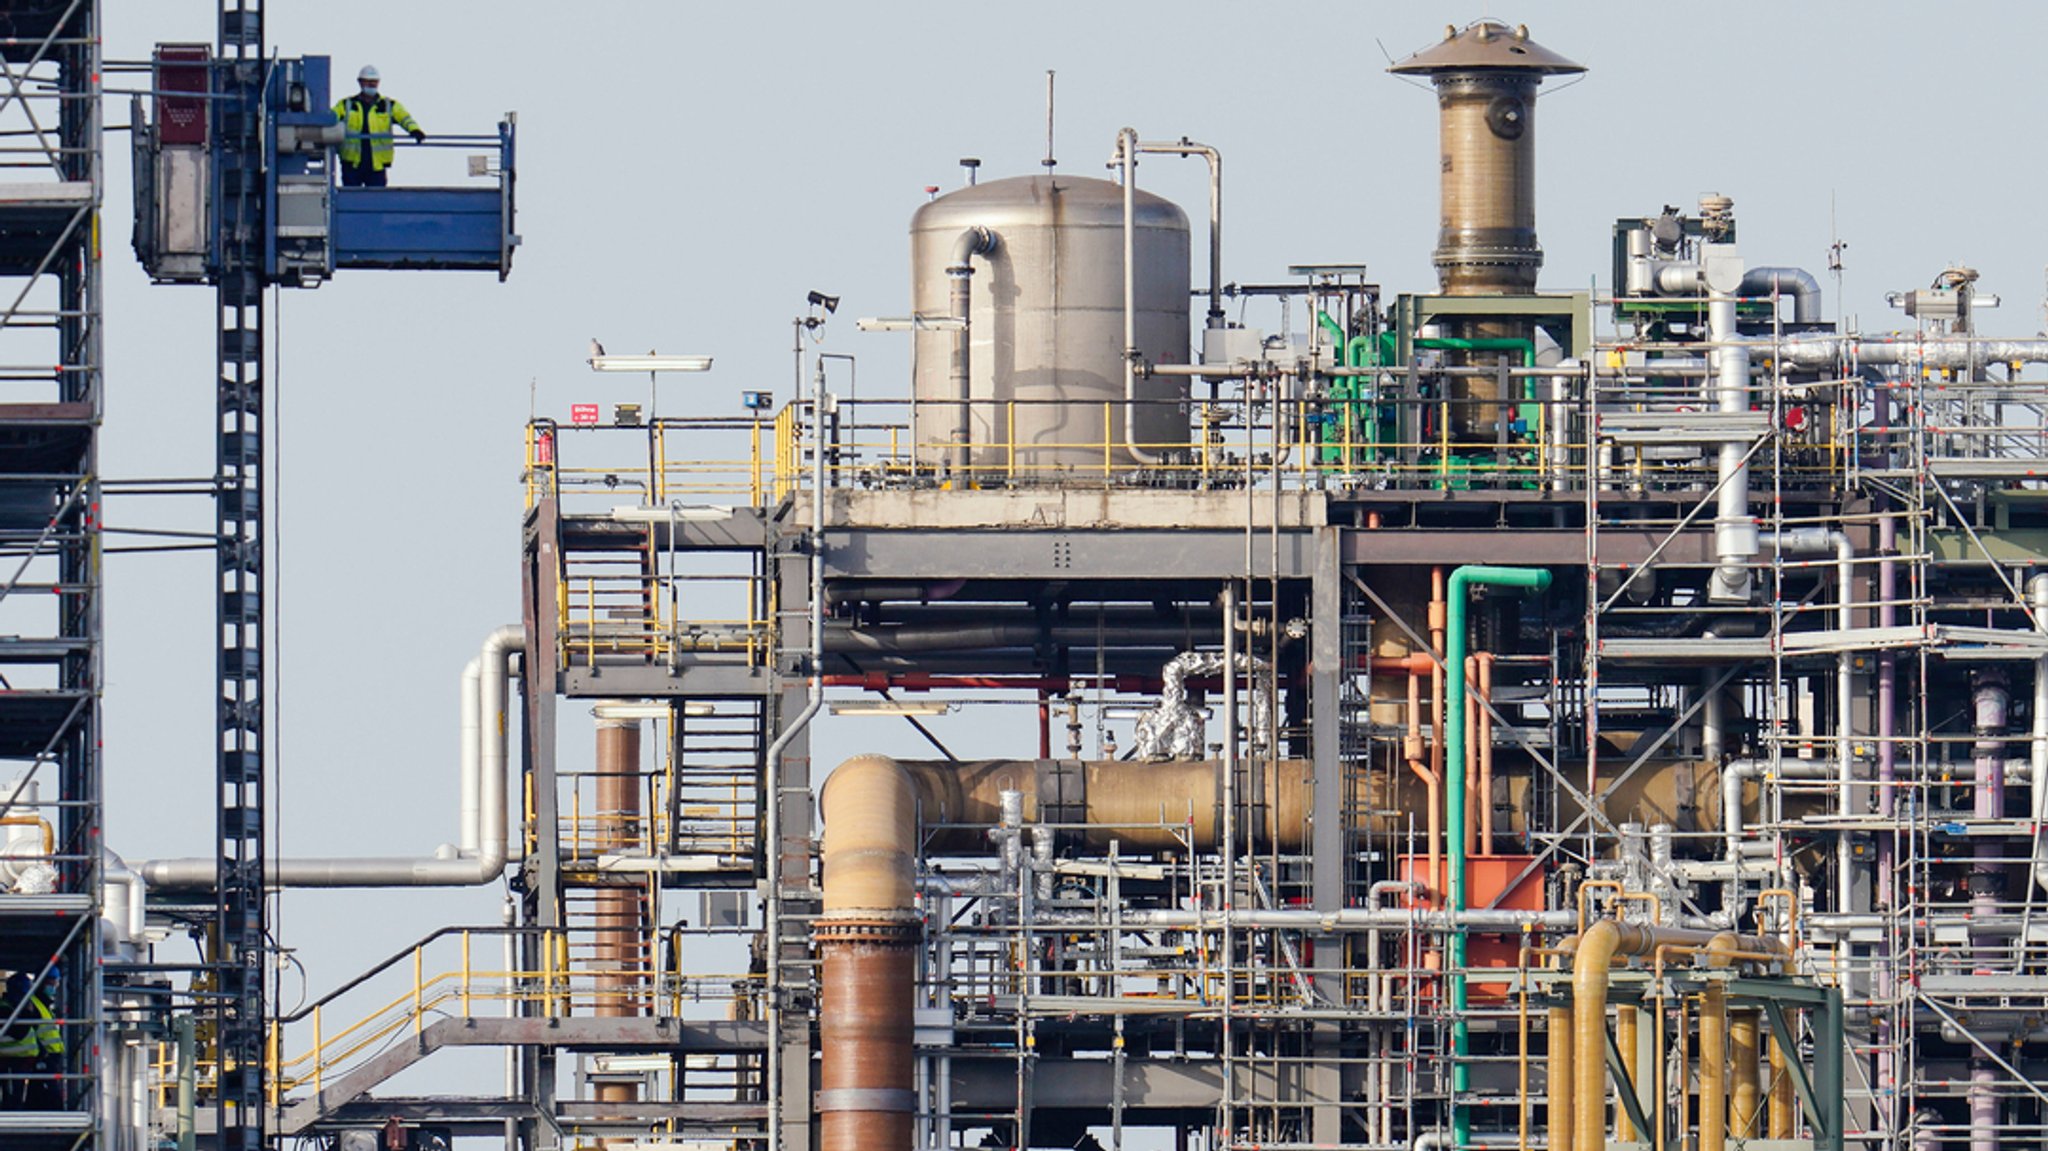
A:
274 924 545 1025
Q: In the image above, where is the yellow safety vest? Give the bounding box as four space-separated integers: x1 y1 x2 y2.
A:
332 94 420 171
0 994 54 1059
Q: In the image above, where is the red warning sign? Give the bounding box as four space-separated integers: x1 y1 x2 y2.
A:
570 404 600 425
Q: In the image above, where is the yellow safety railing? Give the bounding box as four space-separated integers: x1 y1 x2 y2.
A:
555 566 768 671
265 926 761 1103
527 386 1862 509
558 767 751 864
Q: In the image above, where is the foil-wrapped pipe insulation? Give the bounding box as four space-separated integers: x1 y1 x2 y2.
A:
1132 650 1272 761
1763 335 2048 371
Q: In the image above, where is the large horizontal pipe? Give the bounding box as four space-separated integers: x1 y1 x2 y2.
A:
1763 335 2048 370
824 651 1209 679
825 620 1214 655
892 757 1316 853
1101 907 1576 931
141 625 523 890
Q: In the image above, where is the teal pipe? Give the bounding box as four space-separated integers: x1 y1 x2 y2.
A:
1443 563 1552 1147
1315 309 1347 357
1413 335 1535 367
1413 336 1537 403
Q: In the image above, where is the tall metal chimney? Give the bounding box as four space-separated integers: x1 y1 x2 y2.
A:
1390 21 1584 297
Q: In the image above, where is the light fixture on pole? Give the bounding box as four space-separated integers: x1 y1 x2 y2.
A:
855 315 966 333
592 699 715 720
587 339 714 421
827 700 955 717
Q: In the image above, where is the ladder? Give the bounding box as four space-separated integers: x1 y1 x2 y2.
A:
668 698 766 877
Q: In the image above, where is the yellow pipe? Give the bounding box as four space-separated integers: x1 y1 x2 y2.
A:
1573 921 1779 1151
1700 933 1740 1151
1768 1013 1793 1138
1103 402 1112 477
1731 1009 1761 1139
1571 919 1623 1151
1575 880 1625 935
1546 947 1575 1151
0 815 54 856
266 1021 280 1108
1518 944 1531 1151
1754 887 1799 1138
1614 1005 1638 1142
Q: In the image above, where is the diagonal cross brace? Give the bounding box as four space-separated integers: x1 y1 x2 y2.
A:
1762 1000 1829 1141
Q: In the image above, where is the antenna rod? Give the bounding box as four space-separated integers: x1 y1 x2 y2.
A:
1043 70 1056 169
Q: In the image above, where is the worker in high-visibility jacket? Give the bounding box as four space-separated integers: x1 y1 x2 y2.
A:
332 65 425 188
0 973 59 1109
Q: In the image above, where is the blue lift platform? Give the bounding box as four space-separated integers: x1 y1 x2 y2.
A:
133 50 519 284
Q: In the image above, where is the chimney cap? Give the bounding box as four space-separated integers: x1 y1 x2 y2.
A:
1388 19 1585 77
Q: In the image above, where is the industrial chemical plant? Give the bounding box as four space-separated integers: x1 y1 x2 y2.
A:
9 5 2048 1151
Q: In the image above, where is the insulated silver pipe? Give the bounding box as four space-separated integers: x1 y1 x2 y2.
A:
1101 907 1577 931
1115 127 1164 466
1708 288 1757 603
1769 528 1857 907
2032 575 2048 898
141 625 524 888
763 359 832 1151
1135 137 1223 330
1763 335 2048 371
102 849 146 950
1739 266 1823 325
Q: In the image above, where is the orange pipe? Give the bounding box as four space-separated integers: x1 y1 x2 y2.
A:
1465 655 1479 858
1407 669 1441 907
1478 652 1496 850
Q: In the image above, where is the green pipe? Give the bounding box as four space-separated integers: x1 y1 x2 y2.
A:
1315 309 1347 358
1413 335 1535 367
1443 563 1552 1147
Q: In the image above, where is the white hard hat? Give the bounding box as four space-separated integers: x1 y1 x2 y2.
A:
358 65 380 83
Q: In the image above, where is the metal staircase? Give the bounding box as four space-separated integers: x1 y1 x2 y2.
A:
669 699 766 879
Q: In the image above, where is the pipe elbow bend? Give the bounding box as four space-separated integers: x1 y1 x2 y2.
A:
820 755 919 919
948 226 997 273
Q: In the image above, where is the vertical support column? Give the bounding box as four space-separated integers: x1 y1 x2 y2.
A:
44 3 105 1138
772 548 818 1151
1307 527 1346 1144
1815 988 1846 1151
522 499 563 1150
212 5 268 1147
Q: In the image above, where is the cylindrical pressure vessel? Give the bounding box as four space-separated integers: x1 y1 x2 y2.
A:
909 174 1190 477
1389 21 1584 437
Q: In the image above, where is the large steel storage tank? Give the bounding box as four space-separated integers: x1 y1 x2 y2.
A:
910 174 1190 477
